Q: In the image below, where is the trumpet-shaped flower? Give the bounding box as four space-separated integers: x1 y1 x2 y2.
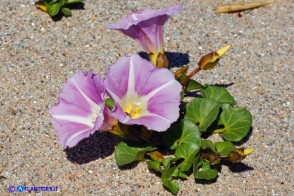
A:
49 71 107 148
107 5 182 68
104 54 182 132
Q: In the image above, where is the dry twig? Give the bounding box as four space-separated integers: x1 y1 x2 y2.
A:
216 0 273 13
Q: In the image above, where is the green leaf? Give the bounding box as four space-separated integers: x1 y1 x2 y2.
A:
177 170 188 179
186 79 203 91
162 158 172 169
115 142 156 167
177 74 186 84
64 0 83 4
162 119 201 150
195 168 218 180
178 75 203 91
201 140 216 152
178 120 201 146
194 162 218 180
161 121 182 150
216 104 252 142
215 141 235 157
46 2 61 16
61 7 72 16
192 155 202 175
161 167 179 195
161 157 178 170
185 98 220 132
175 143 200 171
48 0 59 4
200 86 236 105
147 160 162 173
180 90 185 101
105 98 115 110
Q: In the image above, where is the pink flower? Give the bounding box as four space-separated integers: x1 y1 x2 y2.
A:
107 5 182 68
49 71 112 148
104 54 182 131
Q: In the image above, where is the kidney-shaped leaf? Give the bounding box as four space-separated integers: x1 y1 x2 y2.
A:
195 168 218 180
162 119 201 150
201 139 216 152
46 2 61 16
178 119 201 146
65 0 84 4
215 141 235 157
115 142 156 166
175 143 200 171
147 160 162 173
194 161 218 180
186 79 203 91
177 75 203 91
217 104 252 142
200 85 236 105
161 167 179 195
185 98 220 132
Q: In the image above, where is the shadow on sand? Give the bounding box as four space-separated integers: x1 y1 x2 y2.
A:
65 132 120 164
138 51 190 68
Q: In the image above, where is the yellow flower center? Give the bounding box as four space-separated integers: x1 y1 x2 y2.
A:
121 94 147 119
124 100 144 119
149 51 169 68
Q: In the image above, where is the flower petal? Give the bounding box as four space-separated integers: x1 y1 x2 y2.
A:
107 5 182 54
104 54 155 102
49 71 105 148
99 107 118 131
105 54 181 131
107 5 182 30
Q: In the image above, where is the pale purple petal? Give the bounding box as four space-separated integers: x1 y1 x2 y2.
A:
107 5 182 30
104 54 181 132
102 57 131 99
49 71 105 148
107 5 182 54
104 54 154 101
99 107 118 132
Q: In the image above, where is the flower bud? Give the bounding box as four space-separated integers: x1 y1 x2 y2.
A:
198 45 231 70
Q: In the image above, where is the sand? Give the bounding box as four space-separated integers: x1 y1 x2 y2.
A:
0 0 293 195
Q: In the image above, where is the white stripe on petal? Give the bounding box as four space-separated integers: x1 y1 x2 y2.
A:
65 128 91 147
72 79 101 113
127 55 136 96
144 112 171 123
52 115 93 127
121 115 132 124
143 80 175 102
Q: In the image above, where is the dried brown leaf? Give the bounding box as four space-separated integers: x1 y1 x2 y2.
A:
216 1 273 13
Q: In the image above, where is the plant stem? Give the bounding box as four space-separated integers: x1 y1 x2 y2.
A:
182 66 201 89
